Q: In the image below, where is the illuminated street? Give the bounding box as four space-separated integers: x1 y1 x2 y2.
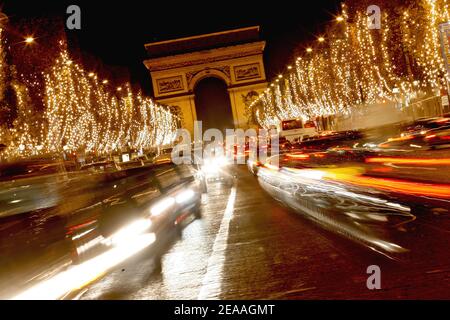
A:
2 133 450 300
80 167 450 300
1 0 450 302
2 165 448 300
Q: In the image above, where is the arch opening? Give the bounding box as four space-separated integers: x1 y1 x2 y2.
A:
194 77 234 133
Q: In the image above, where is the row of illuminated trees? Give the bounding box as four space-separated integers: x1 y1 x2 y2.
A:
249 0 450 129
0 24 179 159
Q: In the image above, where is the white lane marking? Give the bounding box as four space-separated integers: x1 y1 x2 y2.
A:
197 185 237 300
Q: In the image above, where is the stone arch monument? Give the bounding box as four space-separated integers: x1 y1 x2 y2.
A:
143 26 268 134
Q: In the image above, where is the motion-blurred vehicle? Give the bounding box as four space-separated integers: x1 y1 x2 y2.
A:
70 162 204 268
401 117 450 136
256 145 450 257
80 160 117 172
278 136 294 151
0 159 79 219
422 126 450 149
279 118 318 143
152 147 173 164
294 130 363 151
379 118 450 150
201 155 234 187
0 161 205 299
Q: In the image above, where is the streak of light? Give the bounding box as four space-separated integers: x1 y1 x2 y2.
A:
282 167 410 212
71 227 96 241
283 167 325 180
282 166 450 199
332 174 450 198
285 153 310 159
366 157 450 166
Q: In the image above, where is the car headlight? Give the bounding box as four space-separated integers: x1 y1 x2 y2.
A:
150 197 175 217
202 156 229 174
109 218 152 246
175 189 195 204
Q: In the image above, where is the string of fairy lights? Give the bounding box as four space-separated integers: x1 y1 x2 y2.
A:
0 33 179 159
250 0 450 129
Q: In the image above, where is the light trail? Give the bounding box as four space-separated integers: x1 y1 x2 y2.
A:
12 220 156 300
366 157 450 166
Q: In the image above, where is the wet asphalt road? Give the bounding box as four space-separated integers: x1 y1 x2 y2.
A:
80 166 450 300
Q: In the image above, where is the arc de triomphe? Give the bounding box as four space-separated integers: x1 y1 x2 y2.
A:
143 26 268 134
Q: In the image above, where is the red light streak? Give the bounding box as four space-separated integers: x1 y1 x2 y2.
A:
328 174 450 199
366 157 450 166
286 153 310 159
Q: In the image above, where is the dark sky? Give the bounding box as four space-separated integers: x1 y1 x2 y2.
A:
2 0 341 95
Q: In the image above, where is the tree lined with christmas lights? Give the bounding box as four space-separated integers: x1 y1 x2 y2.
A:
0 25 8 145
0 37 178 159
251 0 450 128
42 46 178 156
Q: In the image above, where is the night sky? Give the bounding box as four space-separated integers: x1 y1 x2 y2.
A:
2 0 341 95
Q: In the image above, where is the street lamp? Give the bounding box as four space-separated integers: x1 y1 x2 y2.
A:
318 36 325 42
306 47 313 53
24 36 35 44
336 16 344 22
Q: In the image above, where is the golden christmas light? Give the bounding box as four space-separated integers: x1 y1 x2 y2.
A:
0 38 179 159
24 36 34 44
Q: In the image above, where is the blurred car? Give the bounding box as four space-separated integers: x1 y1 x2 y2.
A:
152 147 173 164
80 160 118 173
379 118 450 150
201 155 234 187
422 126 450 149
256 152 416 258
71 162 204 267
1 161 205 299
0 159 79 219
401 117 450 136
279 118 318 143
116 159 145 170
279 136 294 151
293 130 363 151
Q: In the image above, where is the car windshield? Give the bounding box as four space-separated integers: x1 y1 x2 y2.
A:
282 119 303 130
